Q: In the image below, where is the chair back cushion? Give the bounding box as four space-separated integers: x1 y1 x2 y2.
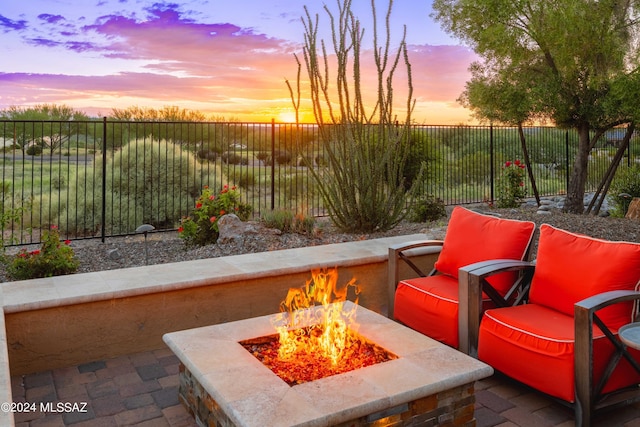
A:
434 207 536 294
530 224 640 327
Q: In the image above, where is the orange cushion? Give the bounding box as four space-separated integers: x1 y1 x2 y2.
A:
394 275 496 348
434 206 535 295
394 275 462 348
479 304 640 403
530 224 640 328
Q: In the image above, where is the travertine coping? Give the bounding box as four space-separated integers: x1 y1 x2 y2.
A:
1 234 430 314
164 301 493 427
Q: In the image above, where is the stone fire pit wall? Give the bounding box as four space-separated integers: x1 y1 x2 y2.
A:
0 234 438 377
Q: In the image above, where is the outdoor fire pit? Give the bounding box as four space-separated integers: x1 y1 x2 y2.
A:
164 306 492 425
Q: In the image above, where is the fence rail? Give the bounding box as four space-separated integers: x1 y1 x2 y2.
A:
1 119 639 246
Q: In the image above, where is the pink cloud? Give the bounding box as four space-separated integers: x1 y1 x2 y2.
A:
0 4 477 123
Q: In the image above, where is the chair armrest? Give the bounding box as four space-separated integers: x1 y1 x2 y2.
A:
574 290 640 418
458 259 535 356
575 290 640 314
387 240 443 319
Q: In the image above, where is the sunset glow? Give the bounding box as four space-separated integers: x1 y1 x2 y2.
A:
0 1 478 124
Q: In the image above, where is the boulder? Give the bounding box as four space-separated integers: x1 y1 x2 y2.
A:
217 214 259 245
625 198 640 220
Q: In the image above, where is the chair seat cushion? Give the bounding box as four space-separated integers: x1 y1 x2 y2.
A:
395 274 493 348
479 304 640 403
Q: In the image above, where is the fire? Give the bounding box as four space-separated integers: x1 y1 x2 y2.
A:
273 268 360 366
240 268 397 385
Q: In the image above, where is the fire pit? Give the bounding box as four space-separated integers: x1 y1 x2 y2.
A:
163 299 493 426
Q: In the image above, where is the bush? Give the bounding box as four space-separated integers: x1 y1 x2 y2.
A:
59 139 213 235
4 225 79 280
224 166 257 189
26 145 43 156
221 152 248 165
262 209 316 235
51 174 67 191
496 160 526 208
408 195 446 222
196 146 219 162
178 185 252 247
609 165 640 217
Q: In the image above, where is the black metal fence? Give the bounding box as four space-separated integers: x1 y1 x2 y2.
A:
1 119 639 246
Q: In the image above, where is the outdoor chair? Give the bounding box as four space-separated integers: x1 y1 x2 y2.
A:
465 224 640 426
387 206 536 349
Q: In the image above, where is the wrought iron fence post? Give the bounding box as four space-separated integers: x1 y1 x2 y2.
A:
271 118 275 211
101 117 107 243
490 123 495 204
565 130 570 192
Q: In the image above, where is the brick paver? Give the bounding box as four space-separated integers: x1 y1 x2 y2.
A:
11 351 196 427
10 350 640 426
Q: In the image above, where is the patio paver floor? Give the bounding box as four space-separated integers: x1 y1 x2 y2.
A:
9 348 640 427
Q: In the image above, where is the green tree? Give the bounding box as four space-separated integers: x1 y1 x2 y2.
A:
0 104 89 154
287 0 423 232
432 0 640 213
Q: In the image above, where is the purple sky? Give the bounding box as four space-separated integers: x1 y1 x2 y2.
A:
0 0 477 123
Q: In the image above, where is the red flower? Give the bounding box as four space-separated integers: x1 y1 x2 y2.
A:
520 164 526 169
30 249 40 256
203 185 209 189
519 182 525 186
209 195 215 200
196 202 203 209
505 161 512 167
178 226 184 233
64 240 71 245
514 159 521 166
50 225 58 230
210 216 217 223
219 210 226 215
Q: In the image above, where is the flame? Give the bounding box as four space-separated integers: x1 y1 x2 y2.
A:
273 268 360 366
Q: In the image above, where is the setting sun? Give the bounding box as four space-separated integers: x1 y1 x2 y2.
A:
277 111 298 123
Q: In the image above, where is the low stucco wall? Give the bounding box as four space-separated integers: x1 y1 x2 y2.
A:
1 233 438 377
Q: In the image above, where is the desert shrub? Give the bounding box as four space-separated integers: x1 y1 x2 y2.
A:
196 146 219 162
274 150 292 165
224 166 257 189
4 225 78 280
178 185 252 247
0 181 10 196
408 195 446 222
609 165 640 217
59 139 212 235
26 145 43 156
262 209 316 235
51 174 67 191
256 151 270 164
221 151 248 165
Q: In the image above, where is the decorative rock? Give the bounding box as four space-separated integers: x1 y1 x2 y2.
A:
107 248 121 260
217 214 259 245
625 198 640 220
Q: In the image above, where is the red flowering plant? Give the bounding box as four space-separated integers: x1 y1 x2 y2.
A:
178 185 252 247
5 225 79 280
496 159 527 208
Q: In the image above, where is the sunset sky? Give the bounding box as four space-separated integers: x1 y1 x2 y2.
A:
0 0 478 124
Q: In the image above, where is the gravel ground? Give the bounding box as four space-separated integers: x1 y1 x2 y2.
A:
1 204 639 282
